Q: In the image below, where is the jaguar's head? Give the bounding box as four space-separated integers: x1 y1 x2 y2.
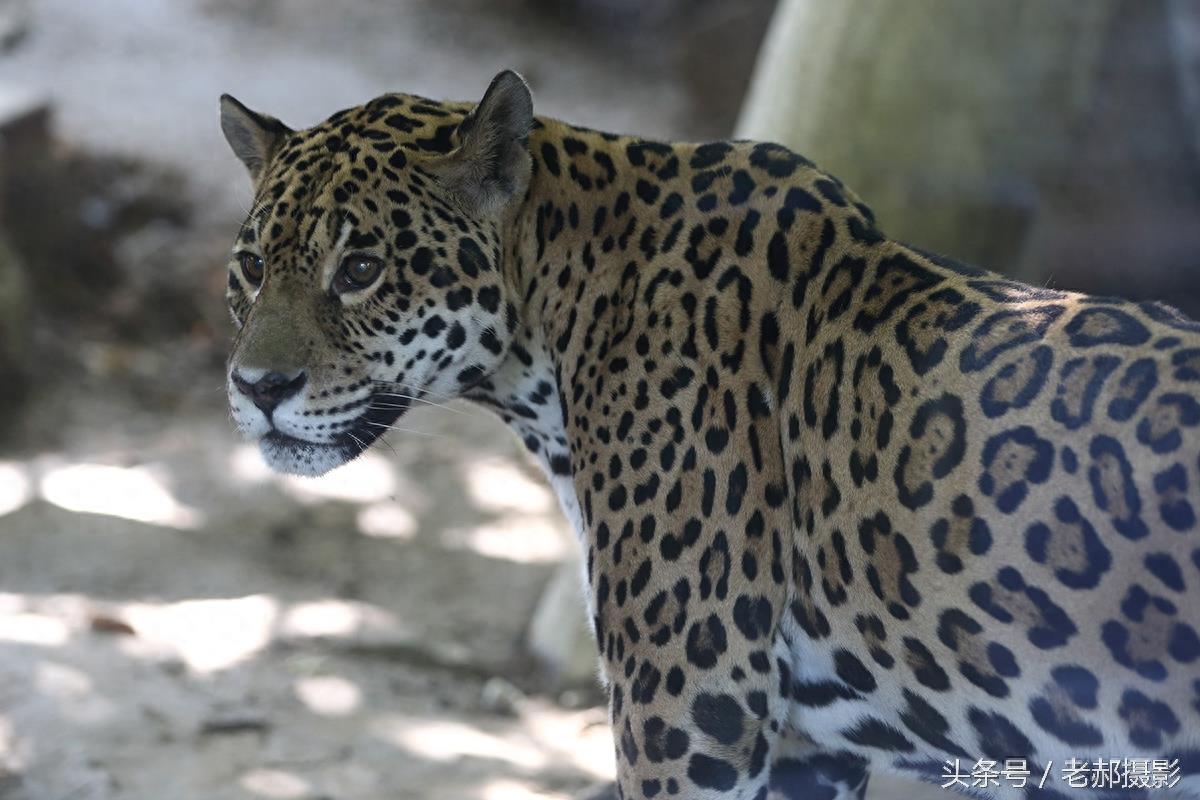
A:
220 71 532 476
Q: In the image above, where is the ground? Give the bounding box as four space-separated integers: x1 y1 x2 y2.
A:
1 394 616 800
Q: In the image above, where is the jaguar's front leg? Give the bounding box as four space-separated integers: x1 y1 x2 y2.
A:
766 734 871 800
599 599 788 799
608 676 780 799
585 736 872 800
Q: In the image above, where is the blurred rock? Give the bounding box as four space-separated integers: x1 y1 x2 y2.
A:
479 676 525 717
526 556 599 688
0 78 194 345
0 82 213 436
3 148 191 326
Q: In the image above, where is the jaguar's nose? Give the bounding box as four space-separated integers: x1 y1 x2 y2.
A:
232 369 307 416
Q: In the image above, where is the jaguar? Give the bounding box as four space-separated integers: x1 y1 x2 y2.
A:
220 71 1200 799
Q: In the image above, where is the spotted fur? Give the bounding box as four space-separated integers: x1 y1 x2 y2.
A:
221 72 1200 799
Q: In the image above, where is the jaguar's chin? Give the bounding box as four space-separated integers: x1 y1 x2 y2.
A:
257 395 410 477
259 432 359 477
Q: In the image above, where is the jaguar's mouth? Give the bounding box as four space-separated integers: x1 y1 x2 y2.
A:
258 393 410 476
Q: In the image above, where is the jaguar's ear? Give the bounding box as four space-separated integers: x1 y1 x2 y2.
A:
220 94 293 183
434 70 533 216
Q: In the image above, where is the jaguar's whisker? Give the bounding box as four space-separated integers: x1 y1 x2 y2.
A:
360 420 445 439
372 380 461 402
371 392 474 416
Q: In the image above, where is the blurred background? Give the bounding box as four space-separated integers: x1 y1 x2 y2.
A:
0 1 1197 799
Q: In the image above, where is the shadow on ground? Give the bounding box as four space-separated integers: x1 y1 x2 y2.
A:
0 401 615 800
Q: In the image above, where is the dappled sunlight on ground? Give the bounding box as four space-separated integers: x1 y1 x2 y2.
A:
32 660 115 727
239 768 313 799
372 701 614 793
465 460 556 515
294 674 363 716
453 515 570 564
355 500 418 540
481 778 582 800
0 462 32 517
378 717 551 770
0 607 69 648
282 598 400 640
40 462 205 529
0 459 202 528
0 402 609 799
122 594 278 673
221 439 571 563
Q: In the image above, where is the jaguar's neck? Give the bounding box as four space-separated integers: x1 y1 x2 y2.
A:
464 120 675 537
463 316 582 537
463 118 864 540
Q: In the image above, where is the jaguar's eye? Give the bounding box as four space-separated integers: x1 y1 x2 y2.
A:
335 254 384 292
238 252 265 287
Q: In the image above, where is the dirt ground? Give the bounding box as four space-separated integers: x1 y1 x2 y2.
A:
0 2 934 798
0 399 617 800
